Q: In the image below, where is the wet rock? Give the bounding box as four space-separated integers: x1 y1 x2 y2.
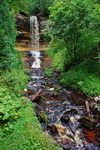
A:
90 101 100 119
74 130 83 148
24 61 30 68
16 13 29 32
63 109 78 117
50 124 66 136
92 103 100 120
50 124 59 136
28 56 35 66
58 135 74 143
93 111 100 120
65 128 74 137
70 116 78 123
78 116 98 129
94 96 100 102
61 114 69 123
25 51 32 57
54 124 66 134
62 101 71 106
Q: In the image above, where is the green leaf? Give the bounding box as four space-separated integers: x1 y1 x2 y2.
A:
3 113 10 120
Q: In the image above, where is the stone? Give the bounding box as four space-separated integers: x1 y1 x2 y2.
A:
61 109 78 123
58 135 74 143
28 56 35 66
78 116 98 129
65 109 78 116
61 114 69 123
50 124 59 136
16 14 29 32
92 103 100 119
50 124 66 136
94 96 100 102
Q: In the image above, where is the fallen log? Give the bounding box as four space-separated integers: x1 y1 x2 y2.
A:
30 89 43 101
85 100 90 117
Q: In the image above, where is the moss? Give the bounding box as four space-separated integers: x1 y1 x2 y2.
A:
38 110 48 124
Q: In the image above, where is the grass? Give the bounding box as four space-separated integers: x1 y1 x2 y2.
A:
0 100 60 150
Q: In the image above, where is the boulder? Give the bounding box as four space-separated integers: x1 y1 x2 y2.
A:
78 116 98 129
50 124 66 136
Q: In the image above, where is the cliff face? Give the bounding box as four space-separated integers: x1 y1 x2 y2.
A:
15 13 49 51
16 13 30 32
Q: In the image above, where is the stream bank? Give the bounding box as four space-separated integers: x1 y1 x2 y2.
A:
24 50 100 150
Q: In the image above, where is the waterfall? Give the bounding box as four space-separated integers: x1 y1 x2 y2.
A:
30 16 39 50
30 16 41 68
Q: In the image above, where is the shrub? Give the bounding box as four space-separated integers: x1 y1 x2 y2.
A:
44 68 53 77
0 69 29 132
60 60 100 96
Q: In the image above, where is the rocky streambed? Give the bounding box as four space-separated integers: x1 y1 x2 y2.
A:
24 51 100 150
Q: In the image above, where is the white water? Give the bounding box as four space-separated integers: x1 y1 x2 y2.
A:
30 16 41 68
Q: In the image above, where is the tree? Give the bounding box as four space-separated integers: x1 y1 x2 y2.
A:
0 0 16 70
7 0 30 13
46 0 100 70
29 0 54 15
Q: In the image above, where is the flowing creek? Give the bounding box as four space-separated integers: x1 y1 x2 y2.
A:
23 51 100 150
23 16 100 150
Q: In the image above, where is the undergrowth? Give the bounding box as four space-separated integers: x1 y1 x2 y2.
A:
0 100 59 150
44 68 53 77
0 68 60 150
0 69 29 133
60 60 100 96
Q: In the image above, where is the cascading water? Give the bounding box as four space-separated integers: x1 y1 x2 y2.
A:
30 16 41 68
27 16 100 150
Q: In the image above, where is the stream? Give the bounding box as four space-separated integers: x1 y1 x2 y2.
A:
24 50 100 150
21 15 100 150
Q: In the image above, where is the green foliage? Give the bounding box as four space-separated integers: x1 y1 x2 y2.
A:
0 69 29 96
7 0 30 13
0 88 22 133
0 0 17 70
0 104 59 150
44 68 53 77
55 86 61 92
46 0 100 71
60 60 100 96
0 68 29 133
0 87 21 122
29 0 54 15
47 38 72 70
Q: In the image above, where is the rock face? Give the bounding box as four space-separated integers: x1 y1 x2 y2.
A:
16 13 30 32
37 15 49 31
16 14 49 49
